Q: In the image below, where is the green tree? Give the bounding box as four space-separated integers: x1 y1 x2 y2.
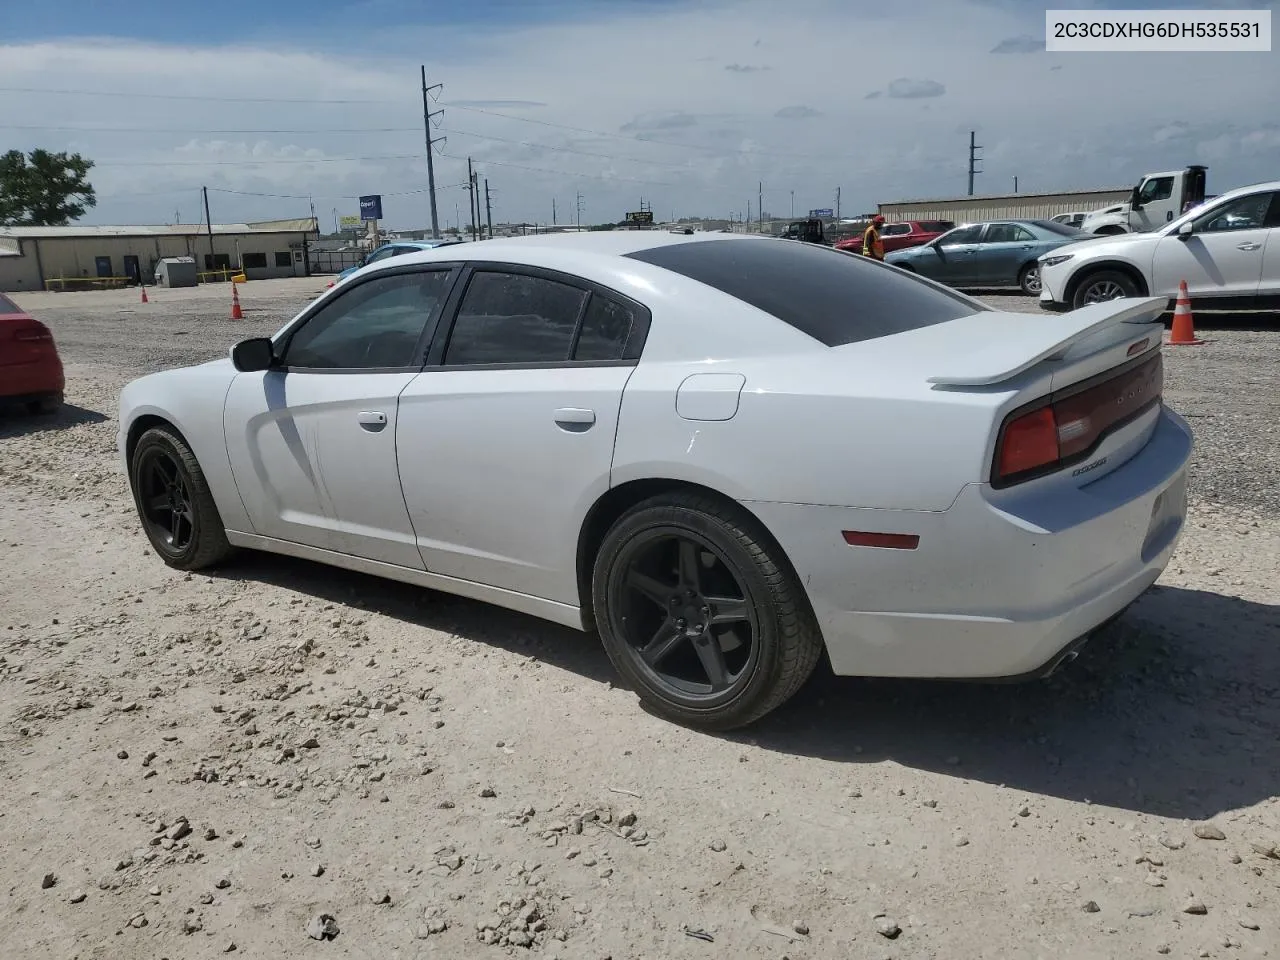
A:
0 149 97 226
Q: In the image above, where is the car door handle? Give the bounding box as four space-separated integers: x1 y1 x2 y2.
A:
357 411 388 432
1236 242 1261 251
554 407 596 430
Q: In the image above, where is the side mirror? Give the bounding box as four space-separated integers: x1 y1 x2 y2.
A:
231 337 276 372
1177 221 1195 240
1131 186 1144 210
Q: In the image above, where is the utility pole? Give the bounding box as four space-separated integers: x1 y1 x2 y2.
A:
757 181 762 232
552 198 557 225
484 178 493 239
967 130 983 196
790 190 795 218
201 185 215 271
836 186 841 221
467 158 477 241
420 66 444 239
1013 175 1019 193
575 191 584 228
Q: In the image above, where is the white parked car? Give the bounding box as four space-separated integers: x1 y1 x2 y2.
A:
118 232 1192 729
1049 211 1090 229
1040 180 1280 311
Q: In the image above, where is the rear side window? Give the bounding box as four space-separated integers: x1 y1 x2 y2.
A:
0 293 20 314
445 271 589 365
626 239 985 347
573 295 636 361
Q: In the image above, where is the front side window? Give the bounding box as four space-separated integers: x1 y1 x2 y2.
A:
282 270 451 369
1138 177 1174 205
445 271 589 365
1193 192 1276 233
366 246 400 263
882 223 912 236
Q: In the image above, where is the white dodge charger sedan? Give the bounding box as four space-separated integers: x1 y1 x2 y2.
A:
118 232 1193 730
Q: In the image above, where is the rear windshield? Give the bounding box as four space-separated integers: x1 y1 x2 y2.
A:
918 220 954 232
625 238 986 347
0 293 20 314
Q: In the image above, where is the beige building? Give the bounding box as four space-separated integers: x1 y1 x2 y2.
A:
0 218 319 292
877 187 1131 224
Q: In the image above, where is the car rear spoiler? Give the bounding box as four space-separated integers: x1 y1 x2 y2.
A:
926 297 1167 387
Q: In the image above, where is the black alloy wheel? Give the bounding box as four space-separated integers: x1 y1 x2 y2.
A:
610 527 760 701
136 445 196 552
592 493 824 730
129 426 234 570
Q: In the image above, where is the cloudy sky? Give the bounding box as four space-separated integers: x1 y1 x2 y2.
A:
2 0 1277 230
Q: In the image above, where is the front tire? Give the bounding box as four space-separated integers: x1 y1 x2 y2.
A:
129 426 234 570
591 492 823 731
1071 269 1139 309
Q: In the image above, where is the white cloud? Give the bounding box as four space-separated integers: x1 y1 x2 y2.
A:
1 0 1277 227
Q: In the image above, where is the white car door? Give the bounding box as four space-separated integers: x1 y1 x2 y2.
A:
396 266 646 605
223 266 458 567
1254 196 1280 308
1151 190 1277 305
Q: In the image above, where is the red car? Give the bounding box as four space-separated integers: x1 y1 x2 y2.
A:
835 219 955 255
1 293 64 414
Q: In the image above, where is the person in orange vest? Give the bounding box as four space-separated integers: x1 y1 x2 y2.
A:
861 215 886 260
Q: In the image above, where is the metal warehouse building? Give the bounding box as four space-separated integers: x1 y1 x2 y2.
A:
878 187 1131 224
0 218 319 292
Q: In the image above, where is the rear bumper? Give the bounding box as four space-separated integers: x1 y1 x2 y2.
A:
748 406 1193 679
0 360 64 402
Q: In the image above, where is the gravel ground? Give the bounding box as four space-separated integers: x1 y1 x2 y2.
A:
2 280 1277 960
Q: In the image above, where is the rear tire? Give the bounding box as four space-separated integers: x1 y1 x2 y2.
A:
26 393 62 415
1071 269 1139 309
129 426 234 570
591 492 824 731
1018 263 1042 297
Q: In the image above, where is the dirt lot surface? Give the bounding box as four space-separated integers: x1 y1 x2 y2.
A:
2 280 1277 960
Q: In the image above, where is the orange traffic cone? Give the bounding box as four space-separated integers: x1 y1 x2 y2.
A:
230 284 244 320
140 286 149 303
1167 280 1205 346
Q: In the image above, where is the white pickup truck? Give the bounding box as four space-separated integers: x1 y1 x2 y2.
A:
1081 166 1209 235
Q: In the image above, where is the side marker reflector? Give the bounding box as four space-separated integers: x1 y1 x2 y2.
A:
842 531 920 550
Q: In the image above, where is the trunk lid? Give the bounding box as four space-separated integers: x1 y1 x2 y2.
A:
921 297 1167 493
0 308 58 369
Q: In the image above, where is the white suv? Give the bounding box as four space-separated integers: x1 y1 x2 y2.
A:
1038 181 1280 313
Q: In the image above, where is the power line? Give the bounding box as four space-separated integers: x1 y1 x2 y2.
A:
444 152 675 187
93 153 425 168
0 85 395 104
205 183 470 201
444 101 836 162
440 127 697 170
0 124 420 134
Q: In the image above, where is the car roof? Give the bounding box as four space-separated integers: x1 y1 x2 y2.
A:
382 229 764 267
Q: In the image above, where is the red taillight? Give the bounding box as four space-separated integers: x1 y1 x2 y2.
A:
992 352 1163 487
998 407 1059 479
